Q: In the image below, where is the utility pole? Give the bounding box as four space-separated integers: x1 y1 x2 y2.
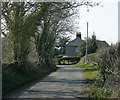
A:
86 22 88 63
85 5 89 63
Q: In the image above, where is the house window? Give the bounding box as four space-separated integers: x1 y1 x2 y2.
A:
75 47 79 53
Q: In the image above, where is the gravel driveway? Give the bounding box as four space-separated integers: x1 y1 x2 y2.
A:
4 65 85 99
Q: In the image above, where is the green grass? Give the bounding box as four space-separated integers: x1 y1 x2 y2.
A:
2 65 57 96
74 62 98 83
74 62 114 98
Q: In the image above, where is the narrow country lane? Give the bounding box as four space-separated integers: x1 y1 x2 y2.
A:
4 65 85 98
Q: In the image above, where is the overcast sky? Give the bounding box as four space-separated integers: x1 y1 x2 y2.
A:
72 0 118 45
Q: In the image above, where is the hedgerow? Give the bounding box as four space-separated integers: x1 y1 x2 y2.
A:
89 43 119 99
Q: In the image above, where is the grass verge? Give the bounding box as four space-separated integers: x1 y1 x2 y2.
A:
74 62 113 98
74 62 98 83
2 64 57 96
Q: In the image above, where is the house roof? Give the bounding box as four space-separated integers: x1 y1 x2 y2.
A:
66 37 83 46
96 40 109 51
97 40 109 46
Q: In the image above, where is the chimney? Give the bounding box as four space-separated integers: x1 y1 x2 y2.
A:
76 32 81 39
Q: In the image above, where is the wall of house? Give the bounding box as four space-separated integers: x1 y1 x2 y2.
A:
66 45 78 56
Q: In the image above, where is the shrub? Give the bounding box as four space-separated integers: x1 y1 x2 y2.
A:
58 56 80 65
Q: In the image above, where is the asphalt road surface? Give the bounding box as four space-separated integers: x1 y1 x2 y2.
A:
4 65 85 99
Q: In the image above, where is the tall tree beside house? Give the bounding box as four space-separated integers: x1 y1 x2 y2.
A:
88 34 98 54
79 34 98 57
